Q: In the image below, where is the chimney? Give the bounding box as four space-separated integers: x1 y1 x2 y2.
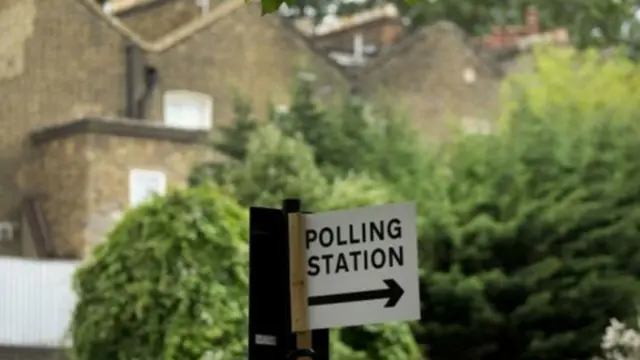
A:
525 6 539 34
196 0 210 14
380 24 402 46
353 33 364 64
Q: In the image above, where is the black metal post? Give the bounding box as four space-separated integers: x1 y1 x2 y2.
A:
248 205 288 359
247 199 329 360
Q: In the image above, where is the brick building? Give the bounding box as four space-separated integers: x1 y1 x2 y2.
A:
0 0 570 260
0 0 347 259
290 5 569 138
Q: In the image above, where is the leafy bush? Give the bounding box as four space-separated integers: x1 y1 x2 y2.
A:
416 47 640 360
211 122 330 209
272 78 425 183
500 46 640 129
339 323 423 360
69 186 249 360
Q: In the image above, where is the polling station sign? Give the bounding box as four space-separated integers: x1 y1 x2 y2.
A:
303 202 420 330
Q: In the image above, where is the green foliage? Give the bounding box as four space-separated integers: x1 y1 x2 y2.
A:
272 78 426 184
203 76 427 206
416 48 640 360
189 96 260 187
501 46 640 126
340 323 423 360
213 122 330 209
215 96 260 162
397 0 638 48
319 173 397 211
69 186 249 360
324 0 638 50
76 47 640 360
330 331 367 360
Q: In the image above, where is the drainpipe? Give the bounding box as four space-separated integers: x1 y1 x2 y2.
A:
124 43 138 118
136 66 158 120
353 33 364 65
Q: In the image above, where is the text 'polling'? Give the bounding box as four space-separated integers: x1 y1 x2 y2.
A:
305 218 405 276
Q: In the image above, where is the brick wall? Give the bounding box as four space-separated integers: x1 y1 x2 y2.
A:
21 118 209 258
0 0 347 248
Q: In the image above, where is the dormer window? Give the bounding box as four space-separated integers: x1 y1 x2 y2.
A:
461 117 492 135
195 0 211 13
163 90 213 130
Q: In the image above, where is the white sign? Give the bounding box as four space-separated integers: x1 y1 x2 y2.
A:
303 202 420 330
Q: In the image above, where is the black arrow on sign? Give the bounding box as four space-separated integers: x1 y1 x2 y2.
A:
308 279 404 308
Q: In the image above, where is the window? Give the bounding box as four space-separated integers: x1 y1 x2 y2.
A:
129 169 167 206
102 2 113 13
461 117 492 135
462 67 477 84
163 90 213 130
296 71 317 82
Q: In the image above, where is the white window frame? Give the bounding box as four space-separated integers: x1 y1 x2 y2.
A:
163 90 213 130
461 117 492 135
128 169 167 207
274 104 289 114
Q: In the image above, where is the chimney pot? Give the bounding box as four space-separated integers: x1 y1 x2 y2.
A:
525 6 539 34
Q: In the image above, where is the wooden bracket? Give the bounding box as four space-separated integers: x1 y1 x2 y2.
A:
288 212 312 359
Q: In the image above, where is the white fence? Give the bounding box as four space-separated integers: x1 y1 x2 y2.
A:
0 257 80 348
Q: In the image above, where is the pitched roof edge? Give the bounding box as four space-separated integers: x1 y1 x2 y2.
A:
78 0 350 81
109 0 159 14
277 16 356 84
77 0 157 51
360 20 503 77
295 3 400 38
30 117 209 146
151 0 247 52
307 17 402 40
77 0 246 53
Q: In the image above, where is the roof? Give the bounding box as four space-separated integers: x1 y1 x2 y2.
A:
361 21 500 75
30 117 209 146
77 0 247 53
477 27 570 52
78 0 350 79
293 3 400 37
105 0 159 14
474 7 570 52
112 0 203 41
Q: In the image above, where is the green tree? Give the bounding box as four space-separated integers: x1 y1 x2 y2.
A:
271 77 426 184
209 122 330 209
69 186 249 360
190 96 260 187
394 0 639 48
275 0 639 51
205 76 427 189
215 96 259 162
500 46 640 125
415 47 640 360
